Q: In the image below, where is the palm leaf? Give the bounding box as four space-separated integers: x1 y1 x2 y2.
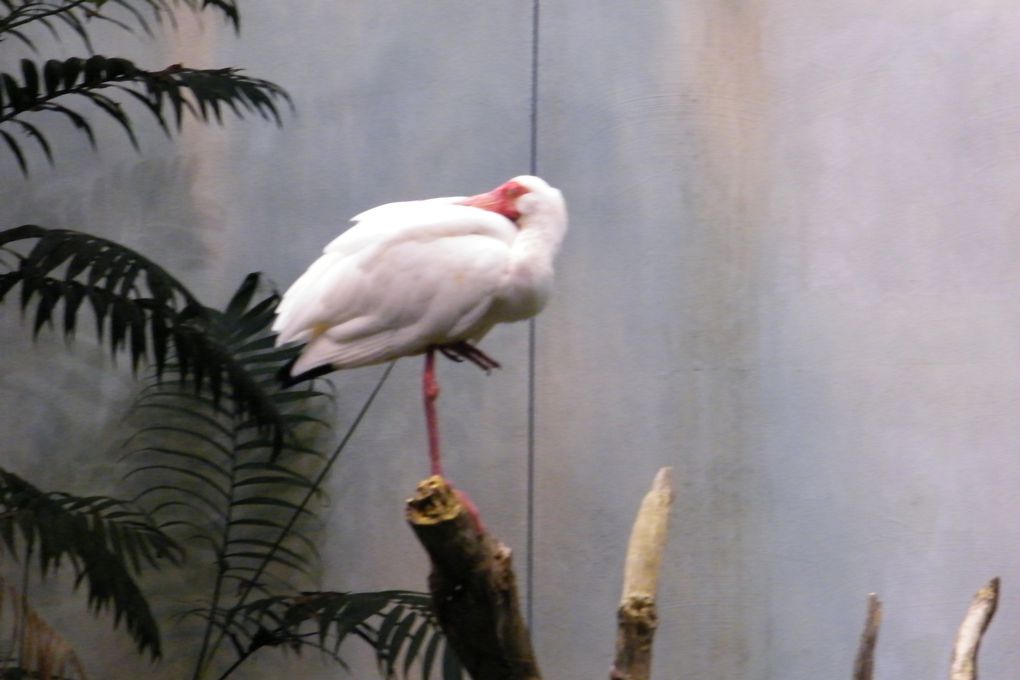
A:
0 0 241 51
0 226 301 453
0 55 288 172
123 274 332 559
119 276 432 680
223 591 462 680
118 273 338 676
0 466 182 658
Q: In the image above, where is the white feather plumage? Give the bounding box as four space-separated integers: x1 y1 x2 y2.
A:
273 176 567 379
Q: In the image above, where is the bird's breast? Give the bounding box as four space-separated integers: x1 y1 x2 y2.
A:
490 265 553 323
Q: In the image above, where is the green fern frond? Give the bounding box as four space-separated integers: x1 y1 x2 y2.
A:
0 466 182 658
0 55 289 172
119 273 337 677
0 0 241 51
225 591 463 680
0 227 303 452
126 371 329 589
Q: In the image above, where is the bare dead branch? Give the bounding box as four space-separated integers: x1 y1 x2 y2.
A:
406 475 541 680
611 467 675 680
853 593 882 680
949 578 999 680
0 573 87 679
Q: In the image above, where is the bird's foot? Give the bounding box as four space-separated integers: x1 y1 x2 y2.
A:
438 341 501 373
438 347 464 363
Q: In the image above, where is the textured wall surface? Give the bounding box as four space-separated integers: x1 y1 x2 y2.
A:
1 2 1017 678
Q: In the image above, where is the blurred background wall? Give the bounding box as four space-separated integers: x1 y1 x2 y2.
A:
1 1 1017 678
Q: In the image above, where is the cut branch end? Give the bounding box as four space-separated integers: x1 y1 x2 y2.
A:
406 475 540 680
405 474 462 525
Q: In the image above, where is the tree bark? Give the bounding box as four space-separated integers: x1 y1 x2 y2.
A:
406 475 541 680
610 467 675 680
853 593 882 680
405 472 1000 680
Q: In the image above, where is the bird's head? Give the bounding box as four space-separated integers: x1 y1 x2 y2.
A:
459 176 559 224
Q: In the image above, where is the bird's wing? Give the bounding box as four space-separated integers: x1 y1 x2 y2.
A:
274 201 517 372
289 234 509 373
347 196 464 224
274 201 513 342
323 199 514 257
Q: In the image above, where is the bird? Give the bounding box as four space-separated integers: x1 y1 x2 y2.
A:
272 175 568 479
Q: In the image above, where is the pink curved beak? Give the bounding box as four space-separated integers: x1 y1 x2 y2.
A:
459 182 521 221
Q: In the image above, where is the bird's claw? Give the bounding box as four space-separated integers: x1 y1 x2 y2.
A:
438 341 501 373
438 347 465 363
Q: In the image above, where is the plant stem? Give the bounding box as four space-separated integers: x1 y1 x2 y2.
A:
191 424 242 680
214 650 250 680
14 544 32 672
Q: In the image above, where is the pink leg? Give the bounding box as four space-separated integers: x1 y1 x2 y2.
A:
423 347 485 532
423 347 442 477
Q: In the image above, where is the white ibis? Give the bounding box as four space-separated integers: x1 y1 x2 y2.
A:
273 176 568 478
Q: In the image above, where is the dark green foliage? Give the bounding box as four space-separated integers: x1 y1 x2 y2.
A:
0 227 461 677
0 0 282 175
123 271 333 597
1 4 462 678
0 1 240 51
225 591 463 680
0 55 289 172
120 272 333 676
122 275 460 679
0 466 183 658
0 226 299 455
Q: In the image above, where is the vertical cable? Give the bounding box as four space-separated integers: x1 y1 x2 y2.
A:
525 0 540 630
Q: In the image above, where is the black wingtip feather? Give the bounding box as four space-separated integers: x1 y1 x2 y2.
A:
277 356 335 388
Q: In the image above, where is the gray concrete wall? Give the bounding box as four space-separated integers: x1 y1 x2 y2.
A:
1 2 1017 678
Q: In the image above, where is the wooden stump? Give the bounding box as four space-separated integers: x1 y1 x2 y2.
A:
406 476 541 680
